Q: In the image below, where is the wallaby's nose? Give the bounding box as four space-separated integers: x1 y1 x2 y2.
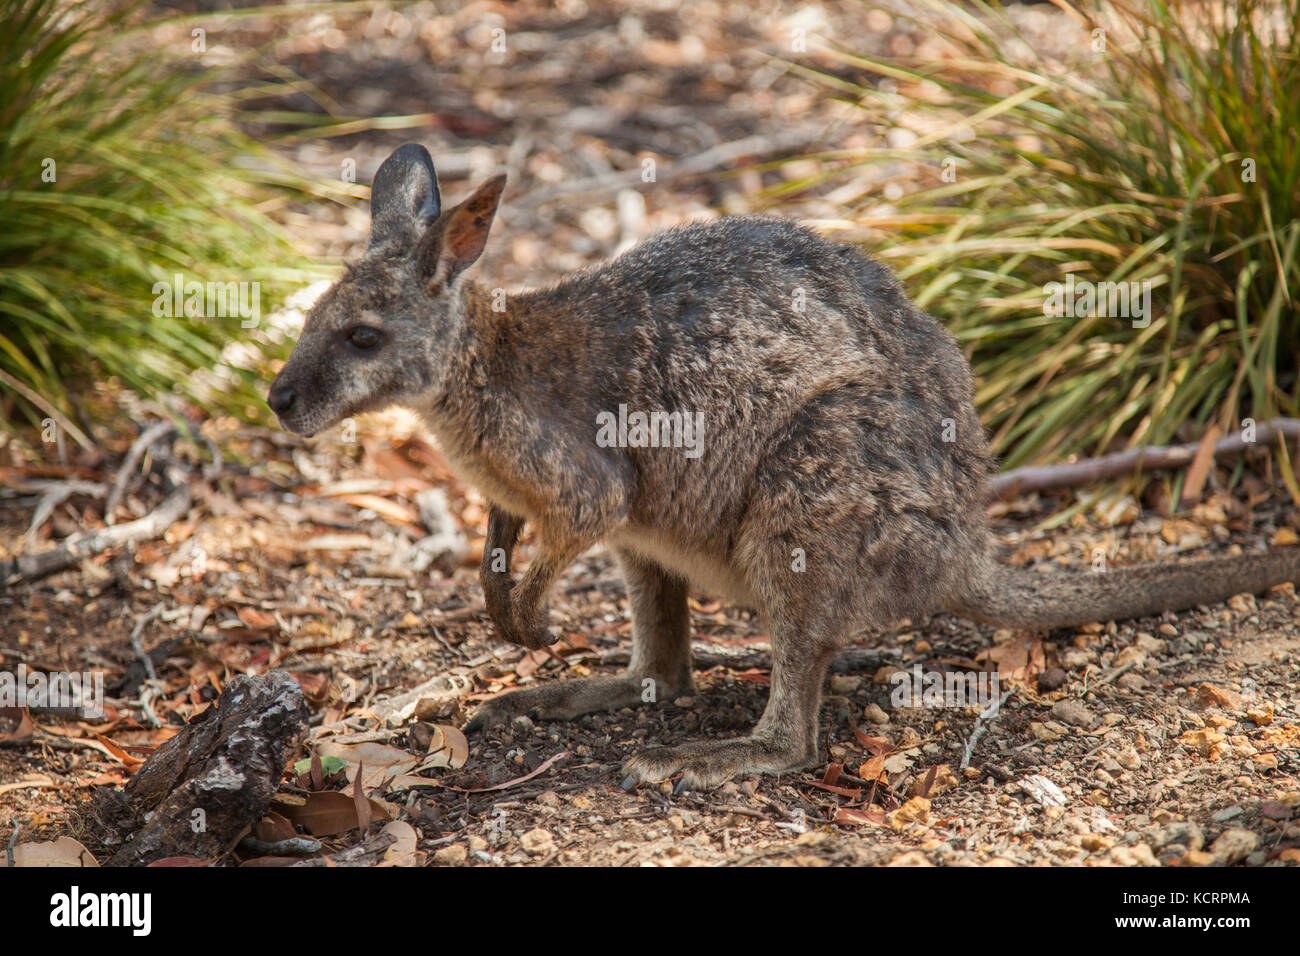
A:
268 384 297 415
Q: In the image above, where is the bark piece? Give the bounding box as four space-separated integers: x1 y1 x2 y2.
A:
94 671 309 867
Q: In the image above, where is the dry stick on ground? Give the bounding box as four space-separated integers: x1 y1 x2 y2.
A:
23 479 106 543
986 418 1300 499
104 421 178 524
960 686 1016 770
0 464 193 587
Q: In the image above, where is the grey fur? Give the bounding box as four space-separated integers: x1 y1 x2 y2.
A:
270 143 1300 791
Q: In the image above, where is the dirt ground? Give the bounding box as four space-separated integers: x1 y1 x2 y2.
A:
1 0 1298 867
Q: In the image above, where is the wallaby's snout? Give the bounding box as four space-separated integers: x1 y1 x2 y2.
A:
267 142 506 438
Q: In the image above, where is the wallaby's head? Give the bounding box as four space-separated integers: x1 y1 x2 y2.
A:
269 143 506 436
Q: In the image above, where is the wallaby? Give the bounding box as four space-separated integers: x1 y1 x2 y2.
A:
269 143 1300 791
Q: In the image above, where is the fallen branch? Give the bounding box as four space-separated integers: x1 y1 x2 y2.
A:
0 467 192 587
24 480 105 543
987 418 1300 499
93 671 309 867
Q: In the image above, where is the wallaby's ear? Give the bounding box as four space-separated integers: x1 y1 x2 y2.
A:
428 173 507 284
369 143 442 250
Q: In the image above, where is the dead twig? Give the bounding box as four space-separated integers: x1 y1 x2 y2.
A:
24 480 106 544
6 820 19 868
960 686 1016 770
0 465 193 587
104 421 177 524
987 418 1300 499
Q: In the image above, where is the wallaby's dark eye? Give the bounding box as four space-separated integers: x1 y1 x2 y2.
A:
348 325 381 350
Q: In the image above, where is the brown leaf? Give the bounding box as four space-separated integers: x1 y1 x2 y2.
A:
237 607 278 630
254 811 298 843
354 760 371 833
834 807 887 827
1179 425 1222 509
379 821 423 867
310 751 324 791
0 708 35 746
92 734 146 770
978 634 1045 683
12 837 99 867
147 857 210 867
419 725 469 770
277 790 391 837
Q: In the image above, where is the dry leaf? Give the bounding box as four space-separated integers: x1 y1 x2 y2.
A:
316 741 420 788
278 789 391 836
379 821 423 867
13 837 99 867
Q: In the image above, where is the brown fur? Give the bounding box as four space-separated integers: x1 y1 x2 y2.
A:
269 144 1300 791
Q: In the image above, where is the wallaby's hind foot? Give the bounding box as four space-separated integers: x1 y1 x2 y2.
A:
465 674 672 731
468 548 695 732
620 734 819 793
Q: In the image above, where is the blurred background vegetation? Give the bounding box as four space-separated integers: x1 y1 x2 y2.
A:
1 0 1296 482
794 0 1299 475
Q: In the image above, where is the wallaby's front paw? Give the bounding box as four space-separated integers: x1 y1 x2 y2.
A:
509 596 557 650
620 736 816 794
482 576 521 643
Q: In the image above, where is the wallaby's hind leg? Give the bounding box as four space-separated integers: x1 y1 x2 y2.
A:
465 548 693 730
619 618 835 792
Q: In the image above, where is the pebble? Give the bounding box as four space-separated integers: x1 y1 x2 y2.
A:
520 828 555 857
1209 828 1258 865
1051 699 1098 729
1037 667 1068 692
863 702 890 724
433 843 468 866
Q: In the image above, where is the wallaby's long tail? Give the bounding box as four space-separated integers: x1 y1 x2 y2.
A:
949 549 1300 630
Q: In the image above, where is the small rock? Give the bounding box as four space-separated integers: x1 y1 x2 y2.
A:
1134 633 1167 655
1182 849 1215 866
1180 728 1226 758
1209 828 1258 865
1117 673 1147 691
1113 646 1146 668
830 675 861 694
1108 844 1158 867
1246 703 1274 726
1115 747 1141 771
863 702 890 724
1153 820 1203 851
433 843 468 866
1029 721 1063 742
520 828 555 857
885 850 933 866
1051 699 1097 729
1060 649 1094 670
1081 833 1114 852
1037 667 1068 692
1212 805 1243 823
